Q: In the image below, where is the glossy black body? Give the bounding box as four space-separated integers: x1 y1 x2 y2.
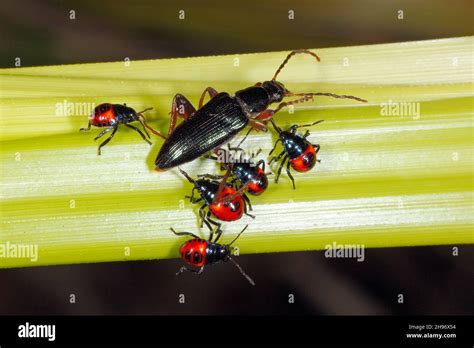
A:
111 104 138 124
156 93 247 169
232 163 259 184
280 131 309 159
194 179 241 210
232 162 268 193
155 81 285 170
195 179 220 205
205 241 230 265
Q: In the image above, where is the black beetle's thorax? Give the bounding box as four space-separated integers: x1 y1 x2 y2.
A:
206 242 230 265
235 86 271 114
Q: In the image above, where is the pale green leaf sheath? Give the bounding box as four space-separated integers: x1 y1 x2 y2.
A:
0 37 473 268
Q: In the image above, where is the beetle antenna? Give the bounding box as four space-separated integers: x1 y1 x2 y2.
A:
236 127 253 148
270 118 282 134
293 120 325 129
137 107 153 114
228 257 255 286
170 228 200 240
272 49 320 81
286 92 367 103
136 109 167 139
228 224 249 246
179 168 196 185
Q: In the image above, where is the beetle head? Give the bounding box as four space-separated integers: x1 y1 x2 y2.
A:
122 105 138 120
219 245 231 261
262 80 287 103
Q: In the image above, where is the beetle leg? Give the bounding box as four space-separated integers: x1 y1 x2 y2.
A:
203 221 215 241
94 127 113 140
203 219 214 237
313 143 322 163
243 192 253 212
203 210 222 234
218 181 250 205
179 168 198 184
80 121 91 132
199 210 214 240
203 153 219 161
185 187 196 202
206 210 222 231
125 124 152 145
168 94 197 136
275 155 289 184
269 149 286 165
170 228 200 240
226 140 245 154
186 187 202 204
249 119 267 132
243 194 255 218
198 204 206 217
136 112 166 140
286 160 296 189
176 266 204 276
192 197 203 204
198 87 219 108
96 126 118 155
135 119 151 139
255 109 275 122
235 127 253 148
197 174 223 180
199 204 212 231
269 118 283 134
213 167 232 205
268 139 281 157
213 228 223 244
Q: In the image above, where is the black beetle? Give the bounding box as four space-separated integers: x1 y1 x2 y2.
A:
155 49 367 171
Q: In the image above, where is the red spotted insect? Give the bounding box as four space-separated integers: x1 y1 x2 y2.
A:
171 224 255 285
80 103 164 155
179 168 254 233
269 119 324 189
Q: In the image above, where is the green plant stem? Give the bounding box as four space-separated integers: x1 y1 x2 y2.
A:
0 37 473 268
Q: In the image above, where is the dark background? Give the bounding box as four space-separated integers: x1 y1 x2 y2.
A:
1 0 473 315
